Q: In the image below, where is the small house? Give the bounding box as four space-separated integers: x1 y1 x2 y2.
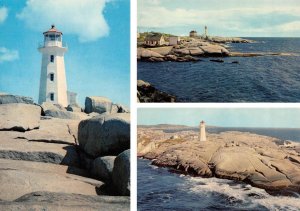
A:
144 34 165 46
169 36 181 46
189 30 197 37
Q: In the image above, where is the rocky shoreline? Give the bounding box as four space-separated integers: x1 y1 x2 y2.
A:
137 36 295 62
0 93 130 210
137 80 176 103
138 126 300 195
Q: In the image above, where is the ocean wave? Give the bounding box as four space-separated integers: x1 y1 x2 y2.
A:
187 177 300 210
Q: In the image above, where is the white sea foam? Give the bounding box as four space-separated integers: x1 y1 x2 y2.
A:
187 177 300 210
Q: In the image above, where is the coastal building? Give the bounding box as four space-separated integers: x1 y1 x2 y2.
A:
38 25 76 107
144 34 165 46
169 36 181 46
67 91 77 106
199 120 207 142
189 30 198 37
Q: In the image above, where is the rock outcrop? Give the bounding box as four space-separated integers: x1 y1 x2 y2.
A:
78 113 130 157
0 191 130 211
137 80 176 103
85 96 113 114
0 103 41 131
111 104 130 114
42 102 88 120
138 126 300 195
112 150 130 196
0 159 100 201
66 104 83 112
0 93 34 105
91 156 116 183
0 94 130 209
137 48 164 60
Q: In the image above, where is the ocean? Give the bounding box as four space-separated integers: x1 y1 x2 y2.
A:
137 38 300 102
138 128 300 210
138 159 300 211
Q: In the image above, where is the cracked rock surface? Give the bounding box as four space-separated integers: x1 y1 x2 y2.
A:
138 126 300 194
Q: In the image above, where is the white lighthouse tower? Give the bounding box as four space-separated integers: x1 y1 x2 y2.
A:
38 25 68 107
204 26 208 39
199 120 207 142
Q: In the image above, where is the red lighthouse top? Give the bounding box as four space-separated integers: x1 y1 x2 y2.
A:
43 24 62 35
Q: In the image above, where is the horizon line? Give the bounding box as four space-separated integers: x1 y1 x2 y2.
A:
138 124 300 129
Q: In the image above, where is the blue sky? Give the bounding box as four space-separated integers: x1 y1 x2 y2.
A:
0 0 130 107
138 0 300 37
138 108 300 128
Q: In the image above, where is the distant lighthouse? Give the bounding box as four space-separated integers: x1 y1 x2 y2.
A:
38 25 68 106
199 120 207 142
204 26 208 38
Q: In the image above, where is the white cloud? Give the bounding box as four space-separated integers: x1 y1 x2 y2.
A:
17 0 110 42
138 1 300 36
0 47 19 63
0 7 8 24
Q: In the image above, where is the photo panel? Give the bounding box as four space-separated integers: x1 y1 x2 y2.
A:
137 107 300 210
137 0 300 103
0 0 130 210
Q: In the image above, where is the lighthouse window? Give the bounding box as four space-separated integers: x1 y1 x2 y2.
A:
50 73 54 81
50 55 54 63
50 93 54 101
49 34 55 41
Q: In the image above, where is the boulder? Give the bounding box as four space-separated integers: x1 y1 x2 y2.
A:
78 113 130 157
112 150 130 196
41 102 66 112
42 102 87 120
189 48 204 56
0 93 34 105
165 54 178 61
111 104 130 114
91 156 116 183
137 80 151 87
66 104 82 112
137 48 164 59
200 44 230 56
88 112 102 118
85 96 112 114
44 109 88 120
148 57 164 62
0 103 41 132
137 80 176 103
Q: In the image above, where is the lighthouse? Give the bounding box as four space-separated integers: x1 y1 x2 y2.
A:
204 26 208 39
38 25 68 107
199 120 207 142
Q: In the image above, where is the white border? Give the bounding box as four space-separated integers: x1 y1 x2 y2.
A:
137 103 300 108
130 0 137 210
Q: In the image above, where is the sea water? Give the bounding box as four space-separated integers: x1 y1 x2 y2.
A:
138 159 300 210
138 38 300 102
